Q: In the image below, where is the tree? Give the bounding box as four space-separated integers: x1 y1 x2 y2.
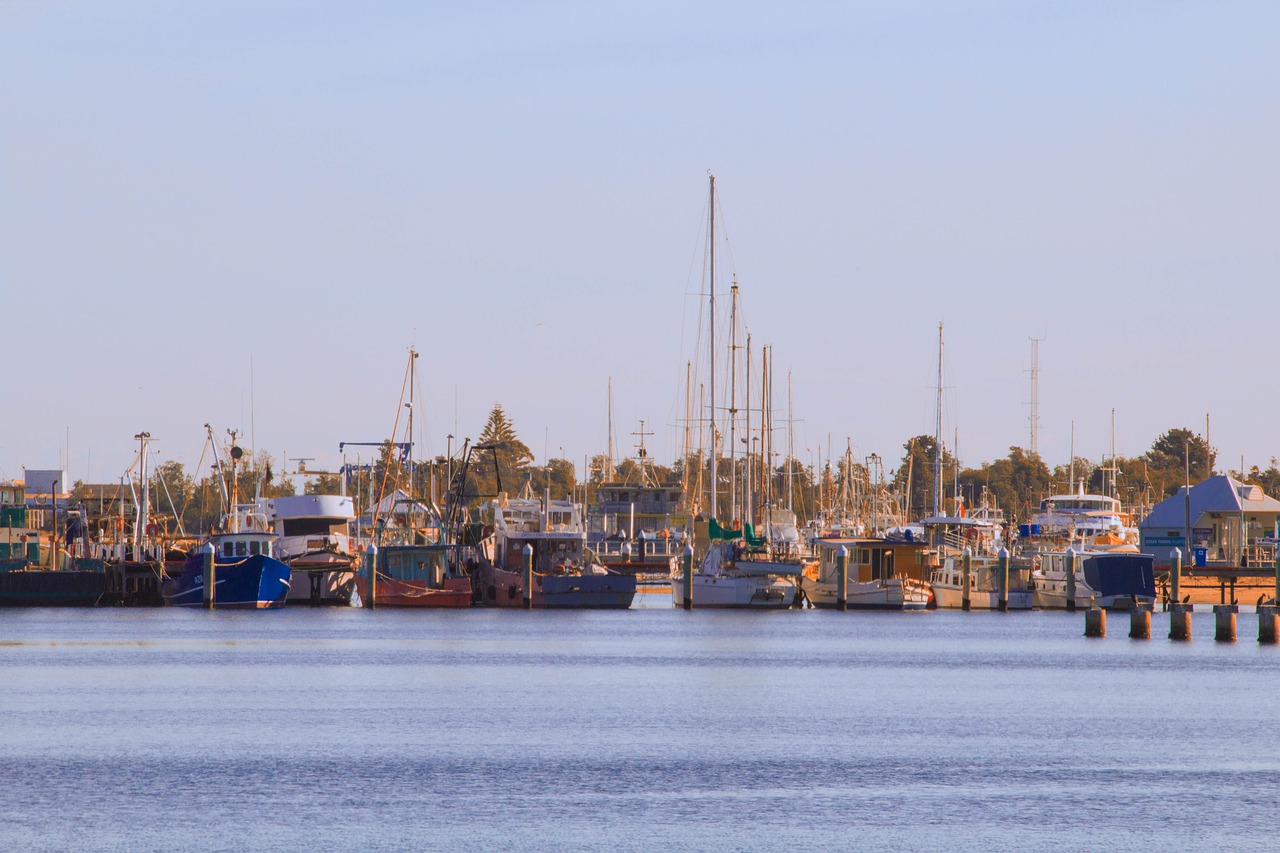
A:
894 435 955 518
1144 428 1215 497
475 403 533 497
956 447 1052 526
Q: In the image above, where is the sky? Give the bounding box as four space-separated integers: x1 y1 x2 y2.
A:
2 1 1277 488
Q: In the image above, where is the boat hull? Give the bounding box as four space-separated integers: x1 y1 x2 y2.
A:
356 575 472 608
933 584 1034 610
476 563 636 609
800 577 930 610
162 553 291 609
670 573 797 609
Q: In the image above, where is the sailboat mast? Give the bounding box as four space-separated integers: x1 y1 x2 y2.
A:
607 376 615 481
787 370 795 512
744 334 752 528
708 174 718 521
407 348 416 534
728 280 738 523
683 362 692 505
933 322 943 517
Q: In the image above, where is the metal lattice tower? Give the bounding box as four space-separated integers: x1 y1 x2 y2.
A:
1028 337 1043 457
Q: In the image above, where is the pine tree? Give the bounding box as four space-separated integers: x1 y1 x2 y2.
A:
476 403 533 495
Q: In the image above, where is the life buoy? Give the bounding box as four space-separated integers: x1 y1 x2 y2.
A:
965 529 979 542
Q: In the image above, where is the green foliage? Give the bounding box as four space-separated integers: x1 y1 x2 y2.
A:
894 435 955 517
957 447 1052 526
472 403 533 498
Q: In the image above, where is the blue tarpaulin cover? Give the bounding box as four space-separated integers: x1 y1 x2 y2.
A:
1083 554 1156 598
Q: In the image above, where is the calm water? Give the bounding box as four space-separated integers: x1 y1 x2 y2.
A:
3 594 1279 852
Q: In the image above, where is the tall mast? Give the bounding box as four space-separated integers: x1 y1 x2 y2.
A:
683 362 692 503
728 279 739 523
744 333 752 528
933 322 943 517
708 174 718 521
607 376 615 481
787 370 795 512
407 348 417 535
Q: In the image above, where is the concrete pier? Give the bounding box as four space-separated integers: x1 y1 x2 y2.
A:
1258 604 1279 645
1168 603 1193 641
1129 604 1151 639
1214 604 1238 643
1084 607 1106 638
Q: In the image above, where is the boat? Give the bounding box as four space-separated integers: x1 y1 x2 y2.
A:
1030 548 1156 611
799 536 931 610
160 508 291 609
358 539 476 608
161 430 290 609
473 495 636 609
920 511 1033 610
670 537 798 609
262 494 357 605
1017 485 1140 553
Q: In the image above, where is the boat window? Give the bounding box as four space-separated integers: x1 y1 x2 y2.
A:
223 542 234 558
235 541 247 557
249 540 260 555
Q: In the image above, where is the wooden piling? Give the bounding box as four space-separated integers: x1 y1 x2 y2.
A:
961 547 971 612
1258 604 1279 645
682 544 694 611
836 545 848 612
523 543 534 610
1168 602 1193 641
1065 547 1078 612
1169 548 1181 611
366 543 377 610
1084 607 1106 637
1214 604 1238 643
202 543 215 610
1129 605 1151 639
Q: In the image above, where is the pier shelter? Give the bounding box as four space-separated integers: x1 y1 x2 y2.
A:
1139 475 1280 568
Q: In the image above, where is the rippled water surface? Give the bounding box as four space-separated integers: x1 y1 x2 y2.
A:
3 595 1279 851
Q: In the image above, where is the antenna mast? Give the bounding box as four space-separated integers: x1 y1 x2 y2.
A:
1028 336 1043 457
708 174 718 521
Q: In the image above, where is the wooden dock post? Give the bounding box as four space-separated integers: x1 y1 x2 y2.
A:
202 543 215 610
961 546 972 611
366 543 377 610
836 545 848 612
1065 547 1078 612
1129 603 1151 639
1168 603 1193 641
1084 606 1106 637
997 547 1009 612
1214 603 1238 642
523 543 534 610
1168 548 1181 611
682 544 694 611
1257 604 1279 644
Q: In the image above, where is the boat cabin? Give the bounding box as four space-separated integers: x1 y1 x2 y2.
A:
811 537 933 584
209 532 276 562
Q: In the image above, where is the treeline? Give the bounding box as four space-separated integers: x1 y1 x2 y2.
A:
71 405 1258 535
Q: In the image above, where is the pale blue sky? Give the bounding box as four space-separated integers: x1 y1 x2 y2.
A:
2 2 1277 486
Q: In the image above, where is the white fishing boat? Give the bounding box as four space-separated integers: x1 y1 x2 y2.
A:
261 493 357 605
920 513 1032 610
670 540 797 609
799 537 931 610
1031 548 1156 610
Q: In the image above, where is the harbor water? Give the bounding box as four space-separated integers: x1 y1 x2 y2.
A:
4 593 1280 851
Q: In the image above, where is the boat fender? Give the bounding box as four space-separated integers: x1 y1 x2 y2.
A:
507 584 518 600
486 584 497 601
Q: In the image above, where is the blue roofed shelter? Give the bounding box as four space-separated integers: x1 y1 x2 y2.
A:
1139 475 1280 568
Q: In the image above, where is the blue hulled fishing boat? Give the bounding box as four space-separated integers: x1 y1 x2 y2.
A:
161 526 291 609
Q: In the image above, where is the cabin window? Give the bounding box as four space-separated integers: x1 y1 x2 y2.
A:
235 541 247 557
857 548 870 565
249 540 260 555
223 542 234 558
